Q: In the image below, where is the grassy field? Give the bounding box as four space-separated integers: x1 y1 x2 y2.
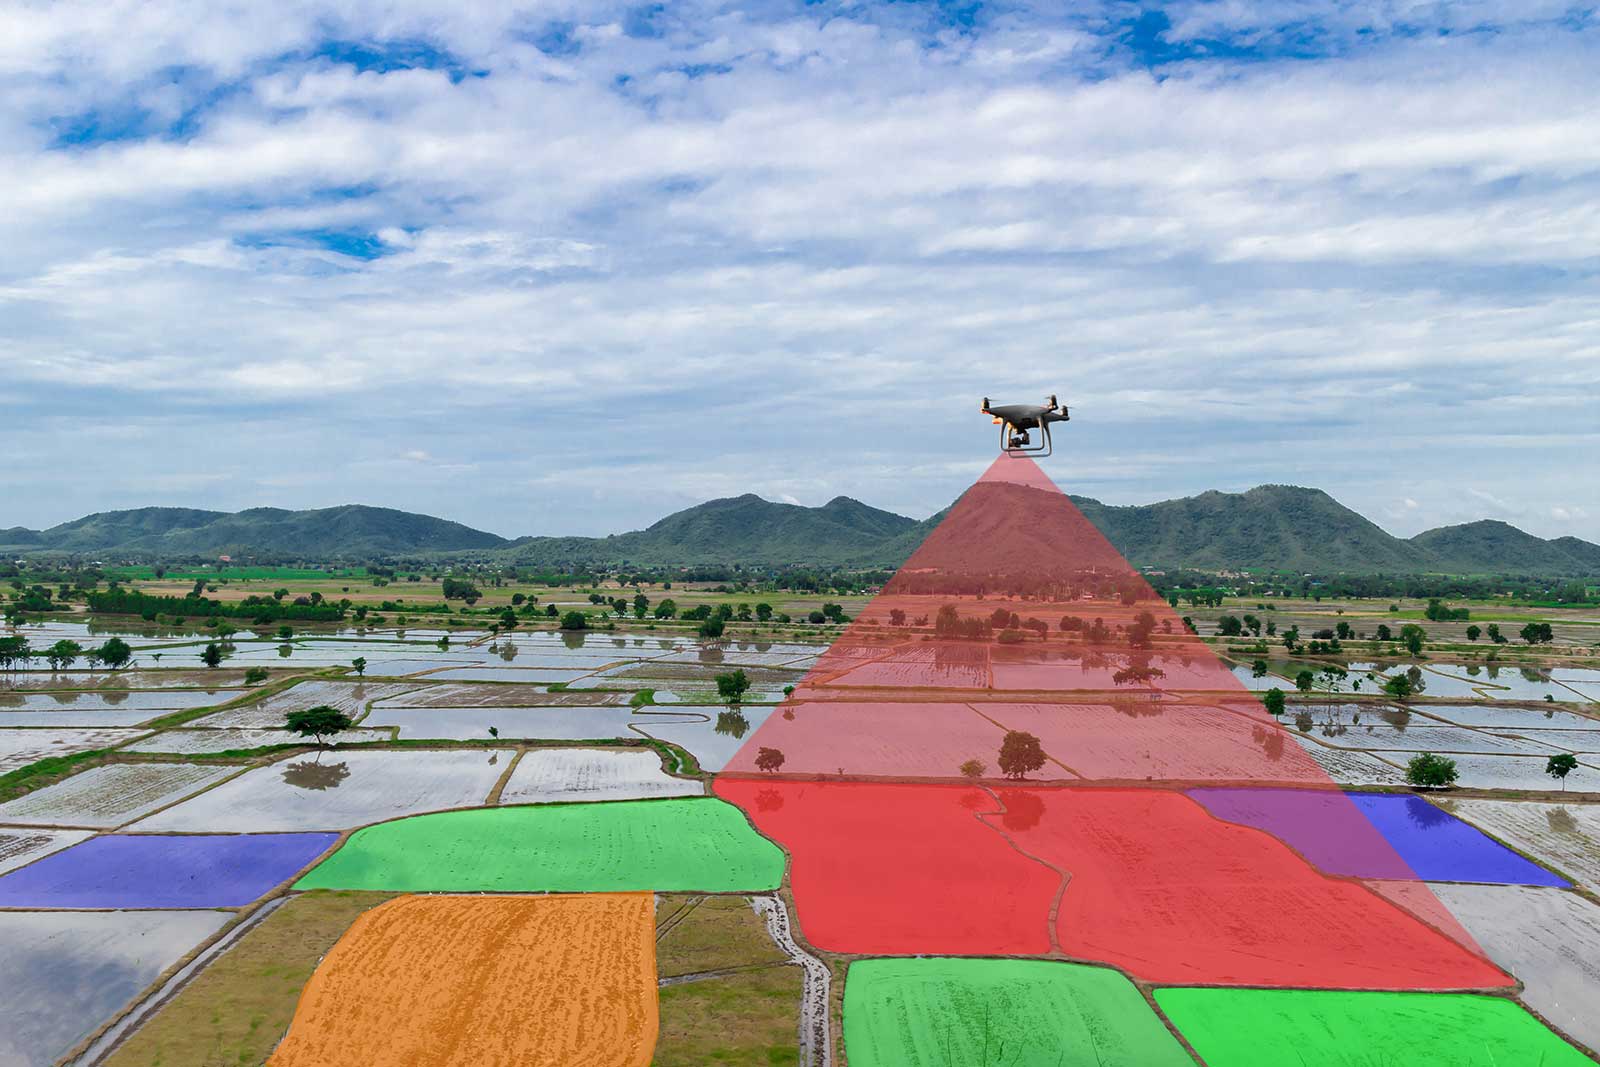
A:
654 894 803 1067
100 891 397 1067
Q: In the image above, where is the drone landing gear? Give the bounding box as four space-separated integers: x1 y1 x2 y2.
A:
1000 422 1052 457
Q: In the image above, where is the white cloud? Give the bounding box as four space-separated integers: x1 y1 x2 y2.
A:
0 2 1597 540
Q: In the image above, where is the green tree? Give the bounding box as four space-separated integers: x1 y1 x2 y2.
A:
1405 752 1459 789
201 642 224 669
633 593 650 619
284 705 354 748
244 667 269 685
699 616 725 639
277 624 295 641
653 599 677 620
1546 753 1578 790
46 639 83 671
1520 622 1554 645
1383 673 1415 701
959 758 986 779
96 636 133 670
1465 624 1481 642
352 656 367 677
1487 623 1506 644
1375 623 1392 642
560 611 589 631
1294 669 1315 695
1263 687 1286 717
755 602 773 622
715 668 751 707
998 730 1046 780
755 747 785 773
1400 624 1426 656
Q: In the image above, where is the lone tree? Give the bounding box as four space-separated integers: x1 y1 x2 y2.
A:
1546 753 1579 790
352 656 367 677
1405 752 1459 789
1383 673 1415 701
755 747 785 773
244 667 269 685
699 616 726 639
97 637 133 670
998 730 1046 780
285 705 354 749
715 668 751 707
201 642 224 669
1262 687 1286 717
959 758 986 779
560 611 588 631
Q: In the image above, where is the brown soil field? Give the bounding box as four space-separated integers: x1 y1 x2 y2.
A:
267 893 657 1067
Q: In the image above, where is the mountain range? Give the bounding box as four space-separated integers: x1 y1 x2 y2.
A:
5 487 1599 576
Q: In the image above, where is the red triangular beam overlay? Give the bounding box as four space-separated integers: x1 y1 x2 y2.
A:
715 455 1507 989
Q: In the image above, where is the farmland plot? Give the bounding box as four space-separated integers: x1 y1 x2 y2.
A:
844 958 1193 1067
190 680 420 728
0 828 94 874
1432 884 1600 1053
417 665 599 683
373 683 630 708
1439 799 1600 891
0 762 240 828
134 750 510 832
0 709 159 727
716 779 1062 956
1310 724 1560 755
294 798 785 893
1288 736 1407 784
0 832 337 908
1155 988 1592 1067
268 894 657 1067
362 705 702 741
1409 753 1600 791
1189 789 1565 885
0 727 146 772
120 726 393 754
1415 704 1600 730
498 749 703 803
992 788 1509 988
979 702 1325 784
721 701 1033 780
0 689 246 712
0 669 253 689
633 706 780 770
0 909 231 1067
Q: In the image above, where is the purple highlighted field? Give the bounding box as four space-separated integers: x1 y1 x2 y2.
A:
0 833 338 908
1189 789 1566 887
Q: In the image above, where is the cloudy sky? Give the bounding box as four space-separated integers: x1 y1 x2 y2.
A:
3 1 1597 540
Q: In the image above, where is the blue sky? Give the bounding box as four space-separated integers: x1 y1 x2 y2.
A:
2 1 1598 540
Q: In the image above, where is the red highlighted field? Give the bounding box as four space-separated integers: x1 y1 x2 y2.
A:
993 788 1510 989
713 779 1059 955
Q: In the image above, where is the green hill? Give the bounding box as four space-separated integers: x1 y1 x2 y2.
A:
6 488 1598 576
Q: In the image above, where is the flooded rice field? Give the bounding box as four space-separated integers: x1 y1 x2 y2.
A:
0 762 241 828
190 680 420 728
1431 884 1600 1053
0 828 94 874
0 688 247 711
0 728 147 771
1438 799 1600 892
132 749 512 832
1309 724 1561 756
373 683 627 708
119 727 394 754
0 832 338 909
360 705 708 741
498 749 704 804
631 706 780 771
0 909 231 1067
1413 703 1600 730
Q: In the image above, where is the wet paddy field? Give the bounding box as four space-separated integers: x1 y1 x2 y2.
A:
4 615 1599 1065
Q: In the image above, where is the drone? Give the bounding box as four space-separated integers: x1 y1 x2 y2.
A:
982 394 1069 456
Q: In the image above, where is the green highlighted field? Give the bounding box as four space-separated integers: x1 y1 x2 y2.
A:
1155 988 1591 1067
844 958 1192 1067
294 798 785 893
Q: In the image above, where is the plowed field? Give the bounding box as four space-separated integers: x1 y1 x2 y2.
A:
268 893 657 1067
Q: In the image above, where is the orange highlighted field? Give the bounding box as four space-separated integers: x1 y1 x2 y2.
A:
268 893 657 1067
